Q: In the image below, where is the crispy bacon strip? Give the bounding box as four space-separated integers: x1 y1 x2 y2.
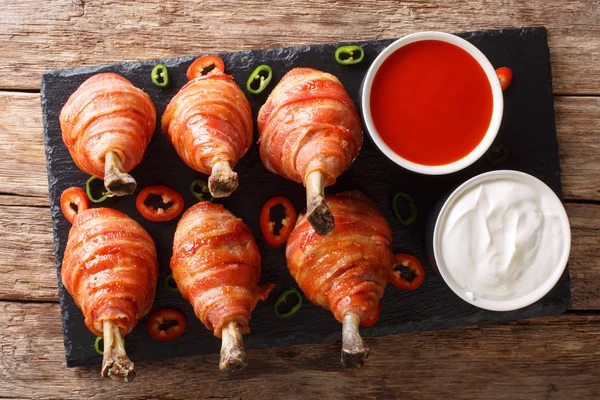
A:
171 202 270 373
258 68 363 235
286 191 394 367
59 73 156 196
161 64 253 198
62 208 158 382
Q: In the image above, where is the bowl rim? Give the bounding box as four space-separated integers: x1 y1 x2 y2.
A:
361 31 504 175
432 170 571 311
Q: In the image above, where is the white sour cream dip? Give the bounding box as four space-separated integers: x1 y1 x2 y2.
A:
434 170 570 311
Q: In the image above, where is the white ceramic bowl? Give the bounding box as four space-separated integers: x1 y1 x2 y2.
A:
431 170 571 311
361 31 504 175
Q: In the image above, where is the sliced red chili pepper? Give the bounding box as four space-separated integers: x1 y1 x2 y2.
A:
60 187 89 224
260 196 297 247
496 67 513 91
136 185 184 222
187 55 225 80
390 253 425 291
146 308 187 341
360 301 381 328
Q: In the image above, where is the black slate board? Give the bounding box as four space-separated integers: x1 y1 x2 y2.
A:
41 26 570 368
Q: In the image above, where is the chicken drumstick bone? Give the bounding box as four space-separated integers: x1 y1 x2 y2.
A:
162 56 254 198
286 191 394 367
170 202 273 373
258 68 363 235
60 73 156 196
61 208 158 382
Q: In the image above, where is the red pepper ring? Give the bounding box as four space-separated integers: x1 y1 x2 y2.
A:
136 185 184 222
360 301 382 328
390 253 425 291
259 196 298 247
60 187 89 224
496 67 513 91
146 308 187 341
187 55 226 80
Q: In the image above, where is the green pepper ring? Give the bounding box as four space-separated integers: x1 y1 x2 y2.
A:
274 288 303 318
392 192 417 226
164 273 179 293
86 176 110 204
246 65 273 94
335 45 365 65
486 144 509 165
190 179 215 202
151 64 169 88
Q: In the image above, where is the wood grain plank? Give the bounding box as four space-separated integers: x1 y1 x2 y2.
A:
0 301 598 399
0 194 48 207
1 93 599 202
0 92 47 199
0 205 56 302
556 97 600 200
566 202 600 309
0 0 598 93
0 202 597 309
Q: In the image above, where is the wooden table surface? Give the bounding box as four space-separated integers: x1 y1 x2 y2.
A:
1 1 599 399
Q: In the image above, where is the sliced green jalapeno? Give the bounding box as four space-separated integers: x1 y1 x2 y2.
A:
151 64 169 87
335 45 365 65
392 192 417 226
274 288 303 318
486 145 509 165
246 64 273 94
190 179 214 202
86 176 110 203
164 273 179 293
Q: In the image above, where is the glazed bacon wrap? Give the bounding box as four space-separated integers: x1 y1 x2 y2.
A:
257 68 363 186
59 73 156 178
61 208 158 337
161 70 253 175
171 202 265 338
286 191 394 324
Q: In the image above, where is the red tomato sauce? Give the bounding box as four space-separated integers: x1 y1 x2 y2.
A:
370 40 493 166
